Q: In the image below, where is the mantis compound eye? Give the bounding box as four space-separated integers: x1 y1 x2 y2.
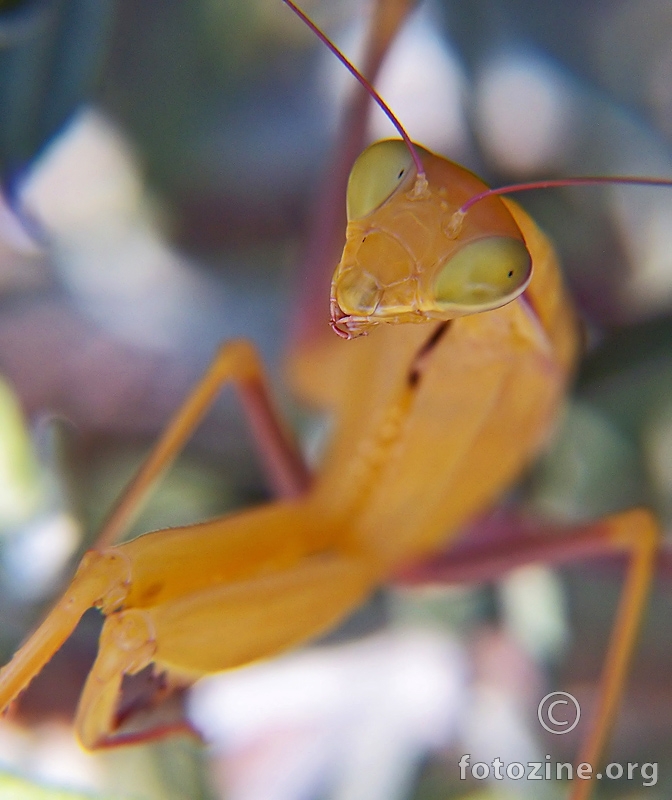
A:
434 236 532 312
346 140 415 220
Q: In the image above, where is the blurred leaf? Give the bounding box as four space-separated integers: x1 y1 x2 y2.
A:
0 771 121 800
0 0 116 187
0 376 41 529
102 738 215 800
530 399 647 521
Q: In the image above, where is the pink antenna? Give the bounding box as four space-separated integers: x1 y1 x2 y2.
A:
280 0 426 184
460 175 672 213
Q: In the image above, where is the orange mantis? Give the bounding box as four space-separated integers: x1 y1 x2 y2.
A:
0 2 670 799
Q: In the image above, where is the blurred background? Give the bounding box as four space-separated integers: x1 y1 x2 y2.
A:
0 0 671 797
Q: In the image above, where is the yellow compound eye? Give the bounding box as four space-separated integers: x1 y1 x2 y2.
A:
434 237 532 310
346 140 415 220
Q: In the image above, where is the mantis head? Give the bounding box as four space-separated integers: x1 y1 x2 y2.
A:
330 140 532 338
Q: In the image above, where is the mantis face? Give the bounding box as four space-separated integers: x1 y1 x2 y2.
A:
330 140 533 337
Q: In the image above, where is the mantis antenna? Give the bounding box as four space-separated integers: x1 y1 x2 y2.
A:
279 0 428 195
460 175 672 213
281 1 672 222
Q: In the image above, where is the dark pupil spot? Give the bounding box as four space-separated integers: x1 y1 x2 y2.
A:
508 270 514 277
398 169 405 179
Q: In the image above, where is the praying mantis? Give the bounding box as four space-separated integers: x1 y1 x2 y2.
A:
0 1 670 799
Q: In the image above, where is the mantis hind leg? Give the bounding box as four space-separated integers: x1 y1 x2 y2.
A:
96 339 310 549
397 508 658 800
571 511 657 800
